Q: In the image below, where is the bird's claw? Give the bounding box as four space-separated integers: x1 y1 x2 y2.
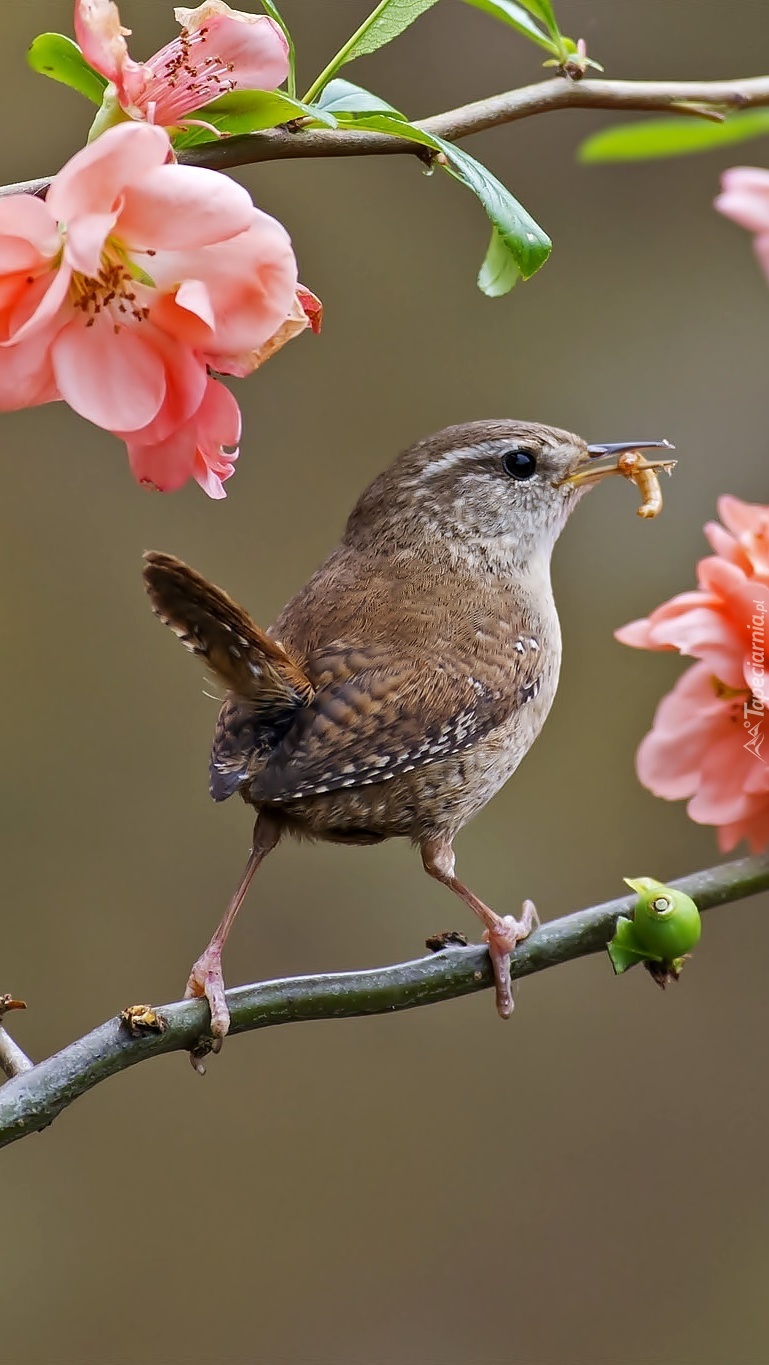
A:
483 899 538 1018
184 950 230 1042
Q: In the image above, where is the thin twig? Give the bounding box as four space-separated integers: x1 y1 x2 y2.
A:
0 854 766 1150
0 1027 34 1080
0 997 32 1080
3 73 769 197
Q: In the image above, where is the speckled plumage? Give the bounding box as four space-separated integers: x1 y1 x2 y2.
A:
144 419 610 1038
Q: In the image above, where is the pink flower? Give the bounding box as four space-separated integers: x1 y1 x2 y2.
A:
75 0 289 129
715 167 769 284
635 663 769 853
0 120 305 496
617 496 769 851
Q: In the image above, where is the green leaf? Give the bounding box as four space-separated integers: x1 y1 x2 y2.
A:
206 90 337 130
579 110 769 163
260 0 296 99
510 1 574 62
172 90 337 149
460 0 559 54
606 917 648 975
27 33 108 105
333 109 550 291
436 135 551 286
477 227 521 295
514 0 562 42
315 78 405 117
304 0 441 102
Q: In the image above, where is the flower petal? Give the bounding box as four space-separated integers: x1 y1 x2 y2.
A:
47 122 170 224
150 212 298 358
635 663 728 800
75 0 132 86
64 209 120 277
0 328 59 409
52 313 166 431
174 5 289 89
192 376 240 498
117 164 255 251
127 421 197 492
716 166 769 234
5 262 71 345
114 328 207 445
0 195 60 258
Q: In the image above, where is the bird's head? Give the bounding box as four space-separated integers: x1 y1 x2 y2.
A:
344 420 674 572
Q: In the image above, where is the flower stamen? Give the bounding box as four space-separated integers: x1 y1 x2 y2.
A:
69 239 152 327
141 25 238 125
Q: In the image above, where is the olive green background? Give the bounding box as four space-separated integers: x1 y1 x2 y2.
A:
3 2 769 1362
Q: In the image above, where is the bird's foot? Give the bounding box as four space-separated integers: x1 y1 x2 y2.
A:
482 899 538 1018
185 945 230 1052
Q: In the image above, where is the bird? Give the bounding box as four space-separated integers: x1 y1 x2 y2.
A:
143 420 672 1050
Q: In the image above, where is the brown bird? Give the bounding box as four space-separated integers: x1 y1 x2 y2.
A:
144 420 672 1045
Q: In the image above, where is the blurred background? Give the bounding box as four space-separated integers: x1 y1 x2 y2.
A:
3 2 769 1361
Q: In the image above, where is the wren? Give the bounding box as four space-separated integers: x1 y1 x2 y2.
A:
144 420 673 1044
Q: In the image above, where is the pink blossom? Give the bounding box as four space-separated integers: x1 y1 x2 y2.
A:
0 120 305 495
715 167 769 284
75 0 289 129
617 496 769 851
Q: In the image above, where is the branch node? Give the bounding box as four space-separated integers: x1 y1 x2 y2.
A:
0 1026 34 1080
119 1004 168 1037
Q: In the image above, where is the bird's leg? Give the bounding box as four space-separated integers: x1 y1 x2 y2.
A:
185 813 281 1042
421 836 537 1019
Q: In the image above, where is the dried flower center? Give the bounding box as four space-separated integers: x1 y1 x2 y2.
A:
69 238 152 331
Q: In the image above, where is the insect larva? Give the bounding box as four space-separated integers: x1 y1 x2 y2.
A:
617 451 669 518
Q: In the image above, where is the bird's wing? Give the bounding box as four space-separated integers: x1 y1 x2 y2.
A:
251 636 542 803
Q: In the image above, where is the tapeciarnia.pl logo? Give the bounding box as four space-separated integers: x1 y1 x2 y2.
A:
745 598 767 763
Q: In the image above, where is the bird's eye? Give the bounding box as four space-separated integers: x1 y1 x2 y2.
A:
501 448 537 480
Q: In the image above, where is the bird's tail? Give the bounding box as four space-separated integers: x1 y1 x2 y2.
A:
142 551 314 709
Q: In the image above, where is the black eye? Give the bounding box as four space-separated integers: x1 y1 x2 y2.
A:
501 448 537 480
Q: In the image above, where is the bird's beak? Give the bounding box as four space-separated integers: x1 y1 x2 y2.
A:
562 439 675 488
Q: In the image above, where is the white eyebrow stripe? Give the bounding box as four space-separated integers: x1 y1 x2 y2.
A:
419 448 475 478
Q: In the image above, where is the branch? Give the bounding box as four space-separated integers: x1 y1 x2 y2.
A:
0 854 767 1149
4 72 769 197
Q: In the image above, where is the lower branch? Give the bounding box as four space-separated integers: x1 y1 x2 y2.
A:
0 854 767 1150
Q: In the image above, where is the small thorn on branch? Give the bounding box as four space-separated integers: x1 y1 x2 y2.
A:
670 100 727 122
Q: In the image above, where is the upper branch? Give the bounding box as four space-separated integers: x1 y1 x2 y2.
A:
0 854 767 1150
4 72 769 197
178 72 769 171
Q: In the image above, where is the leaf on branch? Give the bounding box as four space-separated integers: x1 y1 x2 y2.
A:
327 91 551 292
516 0 561 39
172 91 338 150
27 33 108 106
579 110 769 163
478 226 522 295
314 78 407 117
330 0 441 61
304 0 441 102
460 0 560 55
435 136 551 289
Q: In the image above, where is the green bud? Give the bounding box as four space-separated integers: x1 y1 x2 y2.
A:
607 876 701 977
